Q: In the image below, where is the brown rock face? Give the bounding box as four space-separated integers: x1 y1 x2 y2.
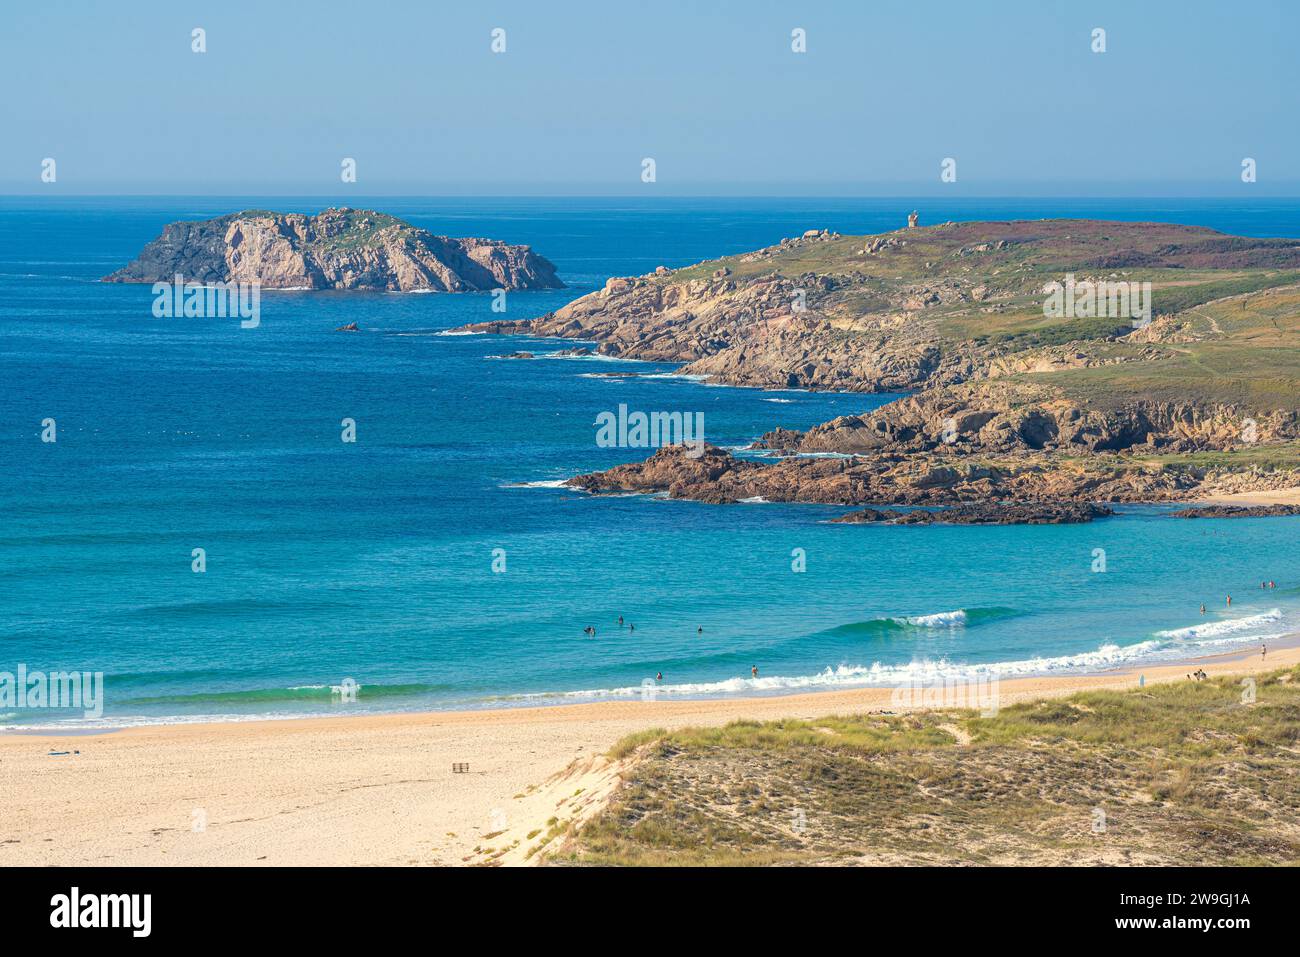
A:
452 271 950 391
104 208 564 292
757 380 1299 458
565 441 1295 510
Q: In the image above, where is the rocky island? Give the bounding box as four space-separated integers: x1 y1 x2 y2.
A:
105 207 563 292
458 218 1300 517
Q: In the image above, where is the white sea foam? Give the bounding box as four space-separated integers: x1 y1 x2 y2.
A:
902 609 967 627
501 605 1293 705
762 397 795 403
738 495 769 504
1155 608 1281 641
504 634 1260 704
534 350 634 362
503 479 572 489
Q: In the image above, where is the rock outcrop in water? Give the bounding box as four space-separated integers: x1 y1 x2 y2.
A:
832 502 1115 525
1169 504 1300 518
104 207 564 292
564 444 1231 506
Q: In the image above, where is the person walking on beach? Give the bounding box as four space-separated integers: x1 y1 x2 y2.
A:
1262 643 1267 660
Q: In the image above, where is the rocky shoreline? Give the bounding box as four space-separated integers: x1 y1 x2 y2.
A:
1169 504 1300 519
470 218 1300 516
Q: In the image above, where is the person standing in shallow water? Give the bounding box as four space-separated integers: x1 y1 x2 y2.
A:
1200 604 1206 615
751 665 759 678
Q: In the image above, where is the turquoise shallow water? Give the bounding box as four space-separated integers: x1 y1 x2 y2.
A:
2 196 1299 728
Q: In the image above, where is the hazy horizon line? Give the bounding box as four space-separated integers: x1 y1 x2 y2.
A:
5 188 1300 200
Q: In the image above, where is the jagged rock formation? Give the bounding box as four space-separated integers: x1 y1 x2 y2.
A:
104 207 563 292
565 444 1236 506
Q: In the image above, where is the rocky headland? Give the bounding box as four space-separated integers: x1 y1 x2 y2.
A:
471 218 1300 514
105 207 563 292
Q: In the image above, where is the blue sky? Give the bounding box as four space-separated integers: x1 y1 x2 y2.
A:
1 0 1296 195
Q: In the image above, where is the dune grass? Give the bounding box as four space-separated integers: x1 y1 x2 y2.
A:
557 666 1300 866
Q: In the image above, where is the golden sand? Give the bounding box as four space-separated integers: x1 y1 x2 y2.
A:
1 641 1293 866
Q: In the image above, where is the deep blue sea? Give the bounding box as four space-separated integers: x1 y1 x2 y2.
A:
3 196 1300 728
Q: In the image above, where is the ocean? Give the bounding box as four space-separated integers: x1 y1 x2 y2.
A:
3 195 1299 728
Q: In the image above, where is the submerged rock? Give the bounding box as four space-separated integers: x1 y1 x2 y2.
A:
834 502 1115 525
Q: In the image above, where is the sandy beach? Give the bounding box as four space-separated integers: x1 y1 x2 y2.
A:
2 640 1294 867
1200 486 1300 506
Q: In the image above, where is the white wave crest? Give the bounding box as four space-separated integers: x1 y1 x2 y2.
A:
1156 608 1281 641
902 609 967 628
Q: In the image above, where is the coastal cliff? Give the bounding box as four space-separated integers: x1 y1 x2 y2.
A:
105 207 563 291
458 218 1300 511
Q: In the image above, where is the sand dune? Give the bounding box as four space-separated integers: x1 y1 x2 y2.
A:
1 642 1294 867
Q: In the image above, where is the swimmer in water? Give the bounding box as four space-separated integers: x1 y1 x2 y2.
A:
618 616 624 626
1200 604 1206 615
697 627 703 635
1226 595 1232 607
655 671 663 682
629 623 635 632
751 665 759 678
